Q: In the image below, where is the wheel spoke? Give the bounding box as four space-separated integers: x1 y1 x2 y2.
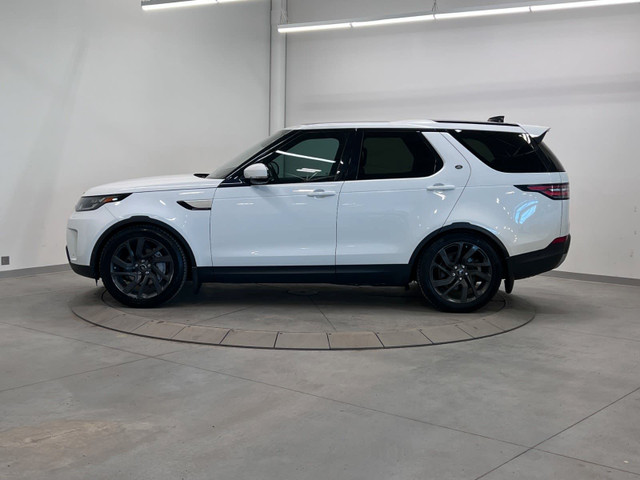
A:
459 280 468 302
112 257 132 269
453 242 463 263
142 246 162 259
467 260 490 267
443 279 462 296
462 245 478 262
467 277 479 298
432 276 455 287
438 250 454 267
111 271 136 277
135 238 144 258
434 263 450 275
152 264 170 281
126 241 135 261
123 277 141 294
137 274 152 298
151 273 163 294
151 255 172 264
469 271 491 281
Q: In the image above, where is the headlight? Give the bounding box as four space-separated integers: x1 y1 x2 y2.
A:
75 193 131 212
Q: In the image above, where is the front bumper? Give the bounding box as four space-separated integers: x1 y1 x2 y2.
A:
66 204 118 279
66 247 96 279
508 235 571 280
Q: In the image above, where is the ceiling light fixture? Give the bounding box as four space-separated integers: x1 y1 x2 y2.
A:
351 14 435 28
277 0 640 33
277 22 352 33
434 6 530 20
530 0 640 11
141 0 245 11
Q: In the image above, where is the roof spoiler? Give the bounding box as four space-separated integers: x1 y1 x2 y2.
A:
488 116 550 143
521 124 551 144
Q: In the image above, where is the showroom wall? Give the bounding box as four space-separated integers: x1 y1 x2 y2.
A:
285 0 640 279
0 0 270 271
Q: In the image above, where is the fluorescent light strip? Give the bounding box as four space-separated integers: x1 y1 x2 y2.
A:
531 0 640 11
352 14 435 28
434 6 530 20
141 0 244 11
278 0 640 33
278 22 352 33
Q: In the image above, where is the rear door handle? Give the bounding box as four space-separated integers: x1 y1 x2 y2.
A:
307 189 336 198
427 184 456 191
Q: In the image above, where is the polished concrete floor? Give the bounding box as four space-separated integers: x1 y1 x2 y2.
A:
0 271 639 479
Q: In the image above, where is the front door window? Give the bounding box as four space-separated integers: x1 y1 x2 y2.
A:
260 131 349 183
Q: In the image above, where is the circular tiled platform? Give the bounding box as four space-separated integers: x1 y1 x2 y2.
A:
70 283 535 350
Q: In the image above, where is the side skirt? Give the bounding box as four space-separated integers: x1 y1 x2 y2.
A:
196 265 411 286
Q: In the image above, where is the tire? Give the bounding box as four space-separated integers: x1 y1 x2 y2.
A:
417 233 502 313
99 225 187 308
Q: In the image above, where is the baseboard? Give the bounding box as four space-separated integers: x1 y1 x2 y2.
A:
0 264 71 279
542 270 640 287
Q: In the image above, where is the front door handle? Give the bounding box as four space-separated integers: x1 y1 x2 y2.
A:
427 184 456 191
307 189 336 198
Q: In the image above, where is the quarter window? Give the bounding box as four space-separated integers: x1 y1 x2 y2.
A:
357 131 443 180
449 130 564 173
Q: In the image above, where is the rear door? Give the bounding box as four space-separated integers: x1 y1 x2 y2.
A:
336 130 470 266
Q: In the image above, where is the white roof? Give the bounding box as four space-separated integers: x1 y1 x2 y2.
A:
290 120 549 136
294 120 439 129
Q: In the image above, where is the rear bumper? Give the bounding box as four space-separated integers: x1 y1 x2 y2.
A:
66 247 95 279
508 235 571 280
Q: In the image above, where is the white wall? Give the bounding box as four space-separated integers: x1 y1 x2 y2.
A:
0 0 270 271
286 0 640 279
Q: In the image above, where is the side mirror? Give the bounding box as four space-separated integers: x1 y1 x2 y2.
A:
243 163 269 184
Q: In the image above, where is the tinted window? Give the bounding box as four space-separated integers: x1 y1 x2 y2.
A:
539 142 565 172
357 131 442 180
449 130 563 173
262 131 349 183
208 129 288 179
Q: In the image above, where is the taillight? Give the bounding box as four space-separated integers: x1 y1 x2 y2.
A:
516 183 569 200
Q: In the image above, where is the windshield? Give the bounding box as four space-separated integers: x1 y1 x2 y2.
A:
207 130 289 179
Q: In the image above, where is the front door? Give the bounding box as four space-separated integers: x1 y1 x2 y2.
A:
211 130 354 267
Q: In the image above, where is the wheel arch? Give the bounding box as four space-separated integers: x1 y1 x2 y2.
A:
409 223 511 281
89 216 197 280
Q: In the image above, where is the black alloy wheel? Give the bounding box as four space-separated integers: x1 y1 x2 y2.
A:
99 226 187 307
417 233 502 312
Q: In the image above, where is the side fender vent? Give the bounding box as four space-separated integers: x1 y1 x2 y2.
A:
177 199 212 211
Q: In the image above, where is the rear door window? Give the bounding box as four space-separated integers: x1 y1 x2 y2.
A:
357 131 443 180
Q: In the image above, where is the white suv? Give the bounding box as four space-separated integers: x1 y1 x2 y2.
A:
67 119 570 312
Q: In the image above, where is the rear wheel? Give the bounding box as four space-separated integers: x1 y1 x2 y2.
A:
99 225 187 308
417 233 502 313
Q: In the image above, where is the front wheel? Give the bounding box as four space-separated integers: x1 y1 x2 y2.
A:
99 225 187 308
417 233 502 313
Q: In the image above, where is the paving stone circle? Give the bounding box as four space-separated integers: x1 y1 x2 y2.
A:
70 283 535 350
